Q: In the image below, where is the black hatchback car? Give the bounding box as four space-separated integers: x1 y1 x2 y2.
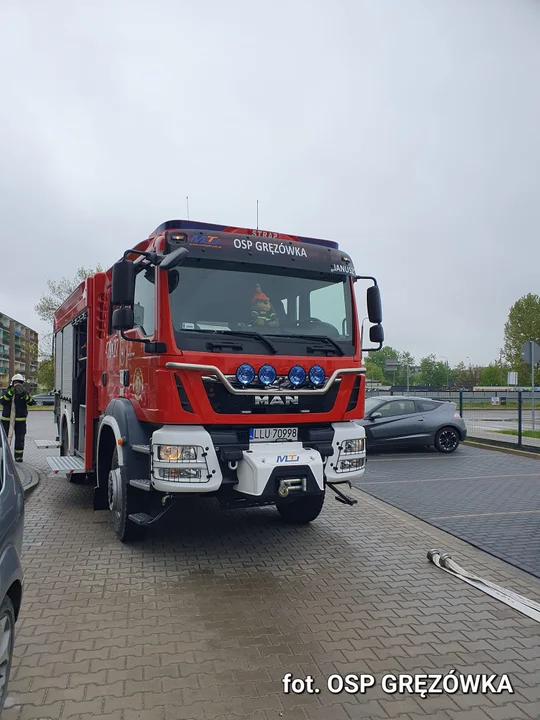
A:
356 395 467 453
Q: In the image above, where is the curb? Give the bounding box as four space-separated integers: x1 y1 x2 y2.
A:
16 464 40 495
463 439 540 460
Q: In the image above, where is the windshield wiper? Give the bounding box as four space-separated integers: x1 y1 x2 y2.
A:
182 328 278 354
228 331 278 354
307 336 345 356
271 333 344 356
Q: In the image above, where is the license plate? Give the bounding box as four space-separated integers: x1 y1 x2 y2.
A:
249 427 298 443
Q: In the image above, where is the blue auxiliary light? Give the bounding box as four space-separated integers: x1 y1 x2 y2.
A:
308 365 326 386
236 363 255 386
288 365 307 387
258 364 277 386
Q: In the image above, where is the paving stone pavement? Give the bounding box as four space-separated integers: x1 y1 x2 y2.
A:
354 445 540 578
5 411 540 719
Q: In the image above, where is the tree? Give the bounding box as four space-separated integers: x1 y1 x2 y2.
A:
503 293 540 383
454 361 469 387
365 346 418 385
37 333 53 360
479 362 507 386
34 265 104 324
364 346 400 384
414 354 450 387
37 358 54 391
395 350 416 386
364 360 385 384
22 337 38 364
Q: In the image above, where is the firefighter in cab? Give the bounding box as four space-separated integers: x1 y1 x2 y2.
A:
1 374 36 462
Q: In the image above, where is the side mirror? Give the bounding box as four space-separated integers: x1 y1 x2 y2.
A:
112 307 134 331
370 324 384 343
111 259 135 307
160 247 189 271
370 412 382 420
367 285 383 324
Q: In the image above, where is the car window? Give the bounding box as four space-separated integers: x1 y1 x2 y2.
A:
377 400 416 417
416 400 440 412
365 398 384 414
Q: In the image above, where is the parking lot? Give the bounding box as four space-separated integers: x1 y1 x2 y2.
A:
5 411 540 719
355 445 540 578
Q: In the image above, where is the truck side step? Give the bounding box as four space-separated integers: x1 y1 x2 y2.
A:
128 499 178 527
128 512 154 526
46 456 85 475
35 440 60 449
129 479 152 491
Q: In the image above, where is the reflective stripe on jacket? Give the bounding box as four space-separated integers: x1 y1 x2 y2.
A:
0 386 35 420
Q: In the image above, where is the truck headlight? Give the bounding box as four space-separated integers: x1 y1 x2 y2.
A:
158 467 202 480
341 438 364 454
158 445 199 462
337 458 364 473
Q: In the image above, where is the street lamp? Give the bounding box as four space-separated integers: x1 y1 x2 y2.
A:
465 357 473 387
498 349 504 385
437 355 449 388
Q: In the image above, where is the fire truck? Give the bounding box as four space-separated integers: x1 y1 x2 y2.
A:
45 220 384 542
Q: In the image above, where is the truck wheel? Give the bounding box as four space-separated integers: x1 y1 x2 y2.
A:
60 423 68 456
108 448 146 542
277 493 325 524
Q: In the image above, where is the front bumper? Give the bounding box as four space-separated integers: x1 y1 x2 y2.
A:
148 422 366 496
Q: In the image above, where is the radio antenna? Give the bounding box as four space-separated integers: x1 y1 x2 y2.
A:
256 199 259 229
186 196 190 220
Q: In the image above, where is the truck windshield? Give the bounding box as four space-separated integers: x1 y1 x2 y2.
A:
168 261 356 356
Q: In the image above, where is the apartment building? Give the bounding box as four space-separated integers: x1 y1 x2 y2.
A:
0 312 39 392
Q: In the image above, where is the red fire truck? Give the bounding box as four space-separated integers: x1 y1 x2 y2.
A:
46 220 384 542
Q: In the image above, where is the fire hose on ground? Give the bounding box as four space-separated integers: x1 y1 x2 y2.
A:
427 549 540 623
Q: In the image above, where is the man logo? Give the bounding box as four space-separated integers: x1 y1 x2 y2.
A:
254 395 299 406
276 454 300 463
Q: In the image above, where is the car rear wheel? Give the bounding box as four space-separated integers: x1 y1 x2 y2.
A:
0 596 15 711
435 427 460 453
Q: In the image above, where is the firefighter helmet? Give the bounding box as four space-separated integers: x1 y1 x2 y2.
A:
11 374 25 383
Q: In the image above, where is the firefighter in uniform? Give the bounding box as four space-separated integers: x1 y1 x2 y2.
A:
1 374 36 462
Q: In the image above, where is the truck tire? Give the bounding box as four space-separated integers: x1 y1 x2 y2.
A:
60 422 68 456
108 448 147 542
277 493 325 524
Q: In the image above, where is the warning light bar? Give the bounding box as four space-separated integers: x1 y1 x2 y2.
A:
151 220 339 249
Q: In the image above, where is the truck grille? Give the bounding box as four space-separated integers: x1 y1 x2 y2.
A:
202 378 341 415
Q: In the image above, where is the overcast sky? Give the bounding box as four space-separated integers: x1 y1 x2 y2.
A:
1 0 539 367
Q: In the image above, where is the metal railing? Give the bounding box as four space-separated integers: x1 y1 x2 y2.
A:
458 390 538 452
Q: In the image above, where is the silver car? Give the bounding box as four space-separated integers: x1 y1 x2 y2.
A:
356 395 467 453
0 422 25 710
